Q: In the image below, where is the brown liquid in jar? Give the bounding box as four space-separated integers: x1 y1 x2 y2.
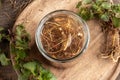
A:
41 14 84 60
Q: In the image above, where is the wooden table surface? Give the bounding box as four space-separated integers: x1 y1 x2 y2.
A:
0 0 120 80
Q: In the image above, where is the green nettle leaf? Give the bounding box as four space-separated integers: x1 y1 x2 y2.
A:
115 13 120 18
93 4 99 10
16 25 24 36
16 49 27 60
101 2 111 9
15 25 30 50
18 70 31 80
112 17 120 27
39 67 56 80
16 40 29 50
16 36 22 42
96 8 103 14
0 53 10 66
112 5 120 13
0 27 4 31
79 9 91 20
23 62 37 76
18 74 28 80
76 1 82 8
100 14 109 21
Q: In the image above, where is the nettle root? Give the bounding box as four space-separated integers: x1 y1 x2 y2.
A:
102 28 120 62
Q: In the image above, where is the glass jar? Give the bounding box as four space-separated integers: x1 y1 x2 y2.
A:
35 10 90 67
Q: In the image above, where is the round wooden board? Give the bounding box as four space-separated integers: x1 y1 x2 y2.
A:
13 0 120 80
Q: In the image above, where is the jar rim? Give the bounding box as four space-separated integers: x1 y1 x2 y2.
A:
35 10 90 63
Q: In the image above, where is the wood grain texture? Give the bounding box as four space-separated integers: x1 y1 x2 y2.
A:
13 0 119 80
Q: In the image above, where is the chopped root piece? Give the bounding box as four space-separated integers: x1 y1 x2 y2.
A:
102 28 120 62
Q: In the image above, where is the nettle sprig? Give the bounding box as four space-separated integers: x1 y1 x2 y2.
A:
10 25 56 80
0 27 10 66
0 25 56 80
76 0 120 28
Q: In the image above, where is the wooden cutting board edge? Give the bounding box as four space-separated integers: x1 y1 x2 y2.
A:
12 0 120 80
